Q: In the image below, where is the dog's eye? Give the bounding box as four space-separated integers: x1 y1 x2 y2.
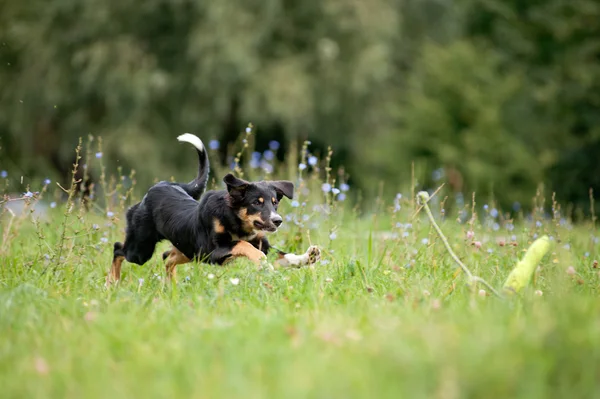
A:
254 199 263 206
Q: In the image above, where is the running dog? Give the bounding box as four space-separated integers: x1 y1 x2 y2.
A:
108 133 321 284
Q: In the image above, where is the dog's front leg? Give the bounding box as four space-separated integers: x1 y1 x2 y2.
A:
274 245 321 268
213 241 267 266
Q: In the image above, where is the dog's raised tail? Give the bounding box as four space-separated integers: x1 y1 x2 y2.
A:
177 133 210 200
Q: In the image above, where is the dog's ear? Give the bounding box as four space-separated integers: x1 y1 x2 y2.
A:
270 180 294 200
223 173 249 199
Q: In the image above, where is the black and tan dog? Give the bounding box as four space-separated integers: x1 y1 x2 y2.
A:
108 133 320 284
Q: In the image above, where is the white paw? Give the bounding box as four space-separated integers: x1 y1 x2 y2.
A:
305 245 321 265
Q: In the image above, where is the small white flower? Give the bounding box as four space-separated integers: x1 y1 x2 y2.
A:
298 163 307 171
230 278 240 286
325 277 333 283
138 278 144 286
207 273 215 280
246 127 251 133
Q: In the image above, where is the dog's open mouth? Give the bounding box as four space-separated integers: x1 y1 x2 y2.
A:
254 220 277 232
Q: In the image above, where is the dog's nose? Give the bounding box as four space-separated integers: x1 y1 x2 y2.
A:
271 214 283 227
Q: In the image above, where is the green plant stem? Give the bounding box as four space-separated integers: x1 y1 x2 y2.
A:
417 191 503 299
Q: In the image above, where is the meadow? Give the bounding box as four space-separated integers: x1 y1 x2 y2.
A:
1 133 600 398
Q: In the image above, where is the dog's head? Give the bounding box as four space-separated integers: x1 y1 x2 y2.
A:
224 173 294 234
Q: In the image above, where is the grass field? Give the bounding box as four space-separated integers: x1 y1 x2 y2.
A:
2 140 600 398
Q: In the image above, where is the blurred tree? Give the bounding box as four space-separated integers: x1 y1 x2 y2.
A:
0 0 599 212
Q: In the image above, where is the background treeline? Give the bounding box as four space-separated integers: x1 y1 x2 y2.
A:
1 0 599 211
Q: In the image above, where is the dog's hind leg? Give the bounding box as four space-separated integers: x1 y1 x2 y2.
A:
107 242 126 286
164 247 191 282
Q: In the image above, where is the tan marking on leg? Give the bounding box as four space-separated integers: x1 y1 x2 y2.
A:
213 218 225 234
228 241 266 265
165 247 191 281
107 256 125 285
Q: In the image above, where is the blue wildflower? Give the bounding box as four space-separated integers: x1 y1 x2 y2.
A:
209 140 220 150
285 215 293 222
332 188 340 195
43 178 51 185
246 127 251 133
395 222 403 228
402 231 409 238
432 168 444 181
340 183 350 192
268 140 280 151
23 191 34 198
250 158 260 169
263 150 275 161
394 203 401 212
490 208 499 218
487 249 494 254
563 244 571 250
291 200 300 208
493 223 500 231
138 278 144 286
329 232 337 240
50 202 57 209
242 139 248 144
337 193 346 201
308 156 318 166
512 202 521 212
506 223 514 232
298 163 307 171
511 235 517 241
107 211 114 218
0 170 6 178
302 214 309 221
483 204 489 210
536 221 542 228
396 193 402 200
321 183 332 193
95 152 103 159
100 237 108 243
421 238 429 245
92 224 99 230
585 252 590 257
262 162 273 174
405 223 413 229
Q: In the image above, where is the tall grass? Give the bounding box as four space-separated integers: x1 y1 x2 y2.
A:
1 129 599 398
